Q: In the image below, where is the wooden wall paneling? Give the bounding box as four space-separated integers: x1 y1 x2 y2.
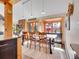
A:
44 22 46 32
22 20 26 30
17 37 22 59
25 21 28 32
38 21 41 32
4 2 12 39
61 17 65 48
40 21 44 32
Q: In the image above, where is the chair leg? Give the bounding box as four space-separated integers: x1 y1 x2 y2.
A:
34 41 36 49
43 43 47 53
26 40 29 48
30 40 32 48
39 41 41 51
45 44 48 53
52 43 55 54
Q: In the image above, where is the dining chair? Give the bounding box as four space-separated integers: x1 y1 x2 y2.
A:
29 32 41 49
29 32 35 48
39 32 48 53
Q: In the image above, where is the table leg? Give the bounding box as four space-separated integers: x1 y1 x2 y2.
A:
49 38 52 54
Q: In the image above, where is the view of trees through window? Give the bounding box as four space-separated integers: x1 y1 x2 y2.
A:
0 3 4 39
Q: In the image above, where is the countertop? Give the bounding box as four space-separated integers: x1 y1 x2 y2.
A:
0 36 22 41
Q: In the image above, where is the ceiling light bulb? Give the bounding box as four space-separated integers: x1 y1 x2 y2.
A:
30 15 33 18
41 11 46 15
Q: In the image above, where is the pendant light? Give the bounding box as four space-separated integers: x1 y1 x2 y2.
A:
41 0 46 15
21 2 25 19
23 5 25 19
22 0 30 19
30 0 33 18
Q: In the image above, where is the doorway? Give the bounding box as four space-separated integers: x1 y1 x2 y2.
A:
43 18 64 48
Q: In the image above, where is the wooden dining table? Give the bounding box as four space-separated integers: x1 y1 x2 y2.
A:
48 38 53 54
46 33 57 54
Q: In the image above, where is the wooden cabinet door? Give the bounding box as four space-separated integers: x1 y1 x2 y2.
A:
0 39 17 59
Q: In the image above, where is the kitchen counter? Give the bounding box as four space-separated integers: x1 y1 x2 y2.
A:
0 36 22 59
0 36 22 41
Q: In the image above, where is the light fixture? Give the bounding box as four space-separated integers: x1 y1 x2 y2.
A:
21 3 25 19
30 15 33 18
30 0 33 18
41 10 46 15
41 0 46 15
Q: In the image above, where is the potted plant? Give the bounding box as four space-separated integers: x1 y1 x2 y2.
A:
13 24 23 37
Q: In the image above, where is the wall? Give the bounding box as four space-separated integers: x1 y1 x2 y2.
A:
65 0 79 59
13 1 23 24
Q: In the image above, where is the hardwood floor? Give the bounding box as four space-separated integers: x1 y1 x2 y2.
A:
22 41 66 59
